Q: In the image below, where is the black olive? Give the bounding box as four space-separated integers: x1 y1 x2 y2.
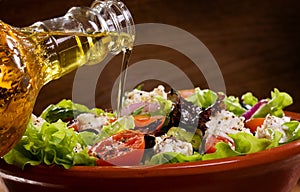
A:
144 134 156 149
79 128 99 134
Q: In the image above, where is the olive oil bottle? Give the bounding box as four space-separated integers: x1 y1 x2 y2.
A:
0 0 135 156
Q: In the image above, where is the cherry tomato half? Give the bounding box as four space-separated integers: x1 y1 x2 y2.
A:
205 135 233 154
67 121 80 132
245 118 265 133
89 130 145 166
134 115 165 134
178 89 195 99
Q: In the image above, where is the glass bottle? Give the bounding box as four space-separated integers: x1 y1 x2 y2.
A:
0 0 135 156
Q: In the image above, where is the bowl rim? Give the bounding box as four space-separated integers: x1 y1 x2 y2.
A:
1 111 300 179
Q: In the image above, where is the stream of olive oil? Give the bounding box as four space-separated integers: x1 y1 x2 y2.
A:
116 48 132 116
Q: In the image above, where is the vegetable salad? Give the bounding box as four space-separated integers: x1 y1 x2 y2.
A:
3 86 300 169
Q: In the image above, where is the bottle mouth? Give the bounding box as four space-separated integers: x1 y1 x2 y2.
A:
91 0 135 50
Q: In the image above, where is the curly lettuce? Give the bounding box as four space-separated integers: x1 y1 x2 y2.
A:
99 115 135 139
146 152 202 165
223 95 247 116
3 118 96 169
185 87 218 108
244 88 293 118
283 121 300 142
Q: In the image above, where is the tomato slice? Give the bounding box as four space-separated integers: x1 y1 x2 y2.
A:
178 89 195 99
134 115 165 134
245 118 265 133
134 115 152 127
89 130 145 166
67 121 80 132
108 117 117 124
205 135 233 153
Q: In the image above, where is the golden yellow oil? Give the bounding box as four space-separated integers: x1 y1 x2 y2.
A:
0 21 42 156
117 48 132 115
38 31 111 83
0 20 134 156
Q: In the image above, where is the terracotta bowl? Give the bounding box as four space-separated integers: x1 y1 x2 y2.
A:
0 112 300 192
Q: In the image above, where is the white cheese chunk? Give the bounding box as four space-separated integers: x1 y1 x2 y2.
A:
76 113 109 131
255 114 290 143
123 85 167 106
206 110 251 142
154 135 193 156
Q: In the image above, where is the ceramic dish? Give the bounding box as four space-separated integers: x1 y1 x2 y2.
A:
0 111 299 192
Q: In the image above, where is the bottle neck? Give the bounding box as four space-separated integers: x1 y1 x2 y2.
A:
25 0 135 84
91 0 135 52
31 0 135 54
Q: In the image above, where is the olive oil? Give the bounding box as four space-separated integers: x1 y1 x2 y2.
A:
0 20 134 156
117 48 132 115
0 21 42 156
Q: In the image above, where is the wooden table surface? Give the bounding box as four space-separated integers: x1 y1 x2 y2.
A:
0 0 300 191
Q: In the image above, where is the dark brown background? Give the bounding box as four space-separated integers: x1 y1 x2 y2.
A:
0 0 299 114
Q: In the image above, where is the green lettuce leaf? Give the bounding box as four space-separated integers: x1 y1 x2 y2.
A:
283 121 300 142
229 132 272 153
40 99 108 123
253 88 293 118
99 115 135 139
3 118 96 169
266 131 283 148
78 131 99 146
202 142 241 160
202 132 282 161
241 92 258 106
153 96 173 116
185 87 218 108
147 152 202 165
223 95 247 116
166 127 202 150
